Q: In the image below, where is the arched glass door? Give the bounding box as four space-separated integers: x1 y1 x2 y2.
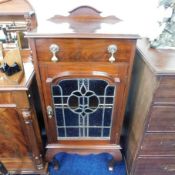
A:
51 78 116 139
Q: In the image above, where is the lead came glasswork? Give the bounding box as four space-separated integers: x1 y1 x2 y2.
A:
51 78 116 139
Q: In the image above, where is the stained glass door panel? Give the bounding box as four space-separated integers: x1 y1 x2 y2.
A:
51 78 116 140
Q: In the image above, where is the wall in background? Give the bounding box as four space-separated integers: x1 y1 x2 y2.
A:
28 0 163 39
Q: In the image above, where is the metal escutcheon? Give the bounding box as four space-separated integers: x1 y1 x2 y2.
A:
47 105 53 119
107 44 117 63
49 44 59 62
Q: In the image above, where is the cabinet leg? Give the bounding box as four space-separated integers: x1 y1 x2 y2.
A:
108 158 116 172
0 162 9 175
108 149 122 172
53 158 59 170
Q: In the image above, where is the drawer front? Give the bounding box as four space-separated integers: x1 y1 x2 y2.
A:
0 92 14 105
35 38 136 62
140 133 175 156
134 157 175 175
154 77 175 104
39 62 128 78
147 106 175 132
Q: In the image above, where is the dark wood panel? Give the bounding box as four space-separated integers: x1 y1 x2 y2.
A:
147 106 175 132
12 91 30 108
0 92 13 104
35 38 135 62
126 129 139 173
0 108 29 158
134 157 175 175
125 51 157 173
140 133 175 156
154 76 175 104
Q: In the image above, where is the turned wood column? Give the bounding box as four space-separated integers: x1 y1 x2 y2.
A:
20 109 44 170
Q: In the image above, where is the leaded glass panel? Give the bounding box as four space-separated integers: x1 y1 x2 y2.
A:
51 78 116 139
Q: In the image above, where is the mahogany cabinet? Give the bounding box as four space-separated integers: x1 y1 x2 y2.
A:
126 39 175 175
26 6 139 170
0 59 46 174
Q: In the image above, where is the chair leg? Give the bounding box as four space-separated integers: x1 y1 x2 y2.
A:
0 162 9 175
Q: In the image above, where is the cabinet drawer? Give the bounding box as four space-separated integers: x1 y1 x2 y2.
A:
39 62 128 78
35 38 136 62
135 157 175 175
140 133 175 156
147 106 175 132
0 92 13 105
154 77 175 104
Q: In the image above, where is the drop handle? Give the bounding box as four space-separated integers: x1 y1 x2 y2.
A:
49 44 59 62
47 105 53 119
107 44 117 63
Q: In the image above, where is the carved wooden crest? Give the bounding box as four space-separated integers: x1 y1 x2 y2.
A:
48 6 121 33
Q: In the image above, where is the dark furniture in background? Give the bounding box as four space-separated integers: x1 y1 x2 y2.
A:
0 57 46 174
126 39 175 175
0 0 37 48
0 0 37 31
0 0 47 174
26 6 139 171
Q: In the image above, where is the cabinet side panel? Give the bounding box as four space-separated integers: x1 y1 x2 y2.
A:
0 108 29 157
125 50 158 173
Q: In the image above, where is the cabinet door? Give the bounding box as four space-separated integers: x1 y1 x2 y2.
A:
40 62 128 144
0 108 33 169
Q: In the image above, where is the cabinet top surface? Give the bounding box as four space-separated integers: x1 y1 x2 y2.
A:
137 39 175 75
26 6 139 39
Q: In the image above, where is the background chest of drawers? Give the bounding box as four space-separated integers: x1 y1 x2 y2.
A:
126 39 175 175
26 6 139 169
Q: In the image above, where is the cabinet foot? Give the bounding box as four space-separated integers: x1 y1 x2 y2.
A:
108 158 116 172
53 158 59 170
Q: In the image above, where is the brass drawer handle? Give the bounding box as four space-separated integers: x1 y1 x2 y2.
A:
107 44 117 63
49 44 59 62
47 105 53 119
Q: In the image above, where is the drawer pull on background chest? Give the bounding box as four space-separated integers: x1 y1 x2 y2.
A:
107 44 117 63
49 44 59 62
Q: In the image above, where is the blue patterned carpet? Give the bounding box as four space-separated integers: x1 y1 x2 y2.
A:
49 153 126 175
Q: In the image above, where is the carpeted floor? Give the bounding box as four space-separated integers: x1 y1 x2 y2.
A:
49 153 126 175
